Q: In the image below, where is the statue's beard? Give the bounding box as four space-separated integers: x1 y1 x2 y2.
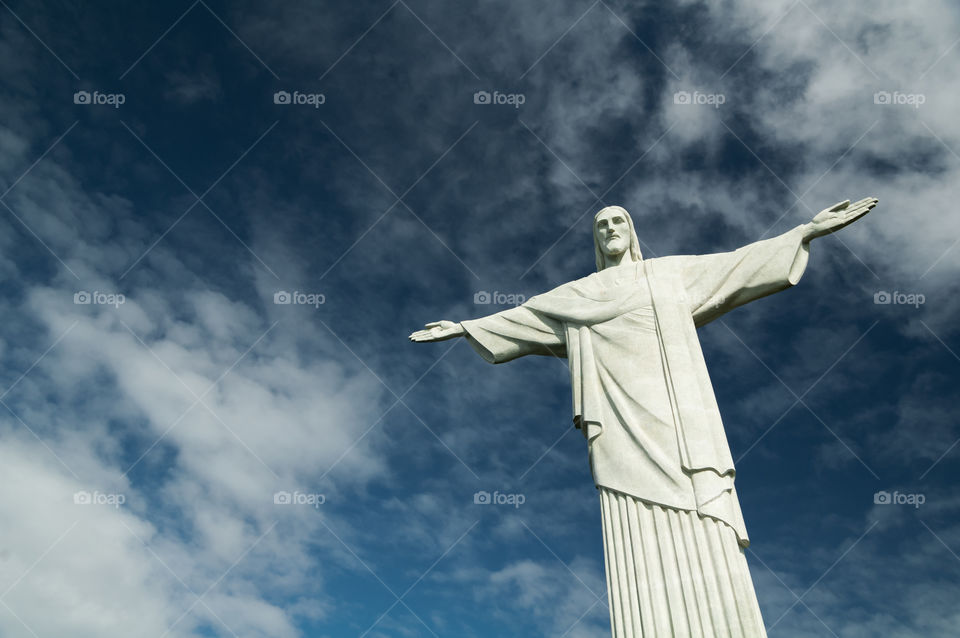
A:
604 244 628 258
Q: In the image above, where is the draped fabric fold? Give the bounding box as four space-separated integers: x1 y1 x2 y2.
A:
600 489 768 638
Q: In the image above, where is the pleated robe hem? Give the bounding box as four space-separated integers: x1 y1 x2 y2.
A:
599 488 768 638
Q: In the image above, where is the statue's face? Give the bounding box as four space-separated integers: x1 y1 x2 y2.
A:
595 209 631 258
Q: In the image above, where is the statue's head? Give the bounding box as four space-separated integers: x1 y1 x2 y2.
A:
593 205 642 271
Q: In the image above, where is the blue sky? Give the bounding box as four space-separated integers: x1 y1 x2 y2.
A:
0 1 958 636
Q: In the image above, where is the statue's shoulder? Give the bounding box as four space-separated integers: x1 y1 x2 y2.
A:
646 254 688 267
566 270 605 292
572 271 601 285
528 271 598 302
645 254 696 275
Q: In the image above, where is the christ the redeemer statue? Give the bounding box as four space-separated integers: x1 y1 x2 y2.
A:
409 197 877 638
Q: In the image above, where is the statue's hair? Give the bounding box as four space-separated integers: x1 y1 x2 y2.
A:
593 205 643 271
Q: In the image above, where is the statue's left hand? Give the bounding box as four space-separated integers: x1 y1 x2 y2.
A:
409 320 465 342
803 197 878 241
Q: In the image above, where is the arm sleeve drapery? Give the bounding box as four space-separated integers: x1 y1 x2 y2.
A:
461 305 567 364
668 224 810 327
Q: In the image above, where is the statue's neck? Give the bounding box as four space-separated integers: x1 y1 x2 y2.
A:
604 253 637 268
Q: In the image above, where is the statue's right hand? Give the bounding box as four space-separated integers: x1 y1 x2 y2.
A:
408 320 465 343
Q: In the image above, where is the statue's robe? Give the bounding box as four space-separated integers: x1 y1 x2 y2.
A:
461 226 810 638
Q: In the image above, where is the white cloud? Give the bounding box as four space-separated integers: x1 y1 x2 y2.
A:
0 102 389 638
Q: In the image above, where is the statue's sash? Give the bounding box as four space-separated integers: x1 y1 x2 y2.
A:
642 258 735 479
